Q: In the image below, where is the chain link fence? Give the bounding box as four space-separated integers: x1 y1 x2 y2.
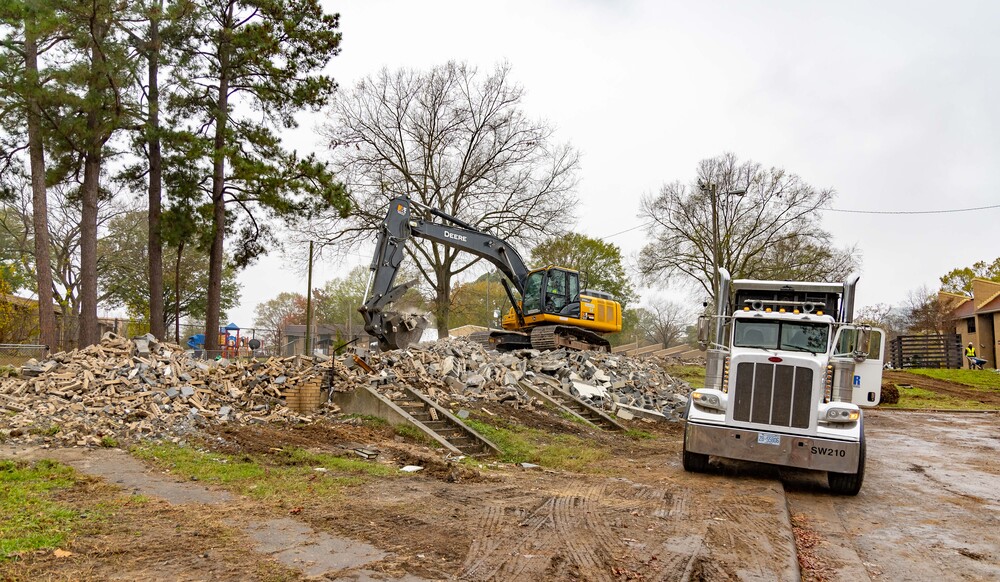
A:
0 344 48 368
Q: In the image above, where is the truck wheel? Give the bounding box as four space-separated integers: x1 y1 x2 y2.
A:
682 418 711 473
828 426 866 495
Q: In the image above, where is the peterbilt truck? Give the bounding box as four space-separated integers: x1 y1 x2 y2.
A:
683 269 885 495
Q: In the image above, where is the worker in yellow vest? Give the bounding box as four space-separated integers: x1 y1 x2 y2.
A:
966 342 986 369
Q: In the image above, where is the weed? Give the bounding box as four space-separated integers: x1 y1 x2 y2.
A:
28 423 61 437
99 436 119 448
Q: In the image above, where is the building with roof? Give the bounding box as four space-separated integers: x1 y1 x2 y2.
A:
939 279 1000 369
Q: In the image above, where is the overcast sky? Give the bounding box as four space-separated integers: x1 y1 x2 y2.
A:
225 0 1000 329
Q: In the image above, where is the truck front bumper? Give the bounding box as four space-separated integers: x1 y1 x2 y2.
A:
685 421 860 473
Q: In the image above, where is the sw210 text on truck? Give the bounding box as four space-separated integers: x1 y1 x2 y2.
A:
682 269 886 495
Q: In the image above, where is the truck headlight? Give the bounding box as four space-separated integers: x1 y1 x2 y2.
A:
691 390 726 412
823 407 860 422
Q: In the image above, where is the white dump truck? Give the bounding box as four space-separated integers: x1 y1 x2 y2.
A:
683 269 885 495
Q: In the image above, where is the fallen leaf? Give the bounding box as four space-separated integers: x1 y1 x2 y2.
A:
53 549 73 558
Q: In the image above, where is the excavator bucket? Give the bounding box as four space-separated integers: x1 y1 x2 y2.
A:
378 312 430 351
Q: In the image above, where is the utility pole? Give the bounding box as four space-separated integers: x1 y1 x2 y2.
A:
701 181 746 308
305 241 314 356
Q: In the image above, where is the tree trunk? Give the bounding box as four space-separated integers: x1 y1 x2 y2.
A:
174 240 183 343
78 17 109 348
78 145 101 347
203 5 232 354
147 1 165 340
434 270 451 338
24 23 57 352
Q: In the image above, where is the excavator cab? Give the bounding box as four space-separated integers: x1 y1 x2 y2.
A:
522 267 581 317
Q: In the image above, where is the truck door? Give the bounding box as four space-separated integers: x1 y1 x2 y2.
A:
833 326 886 407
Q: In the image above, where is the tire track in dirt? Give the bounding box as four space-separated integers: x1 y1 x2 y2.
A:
460 482 628 581
461 496 556 580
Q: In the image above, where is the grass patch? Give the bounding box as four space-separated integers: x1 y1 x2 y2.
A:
132 442 398 503
625 429 655 440
27 423 61 437
664 364 706 388
343 414 390 428
880 386 996 410
0 460 80 560
558 410 590 425
905 369 1000 391
393 424 441 447
99 436 118 448
463 419 610 472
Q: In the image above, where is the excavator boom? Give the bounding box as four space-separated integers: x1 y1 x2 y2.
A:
360 197 530 350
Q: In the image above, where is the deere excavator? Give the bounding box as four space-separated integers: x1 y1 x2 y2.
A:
360 197 622 352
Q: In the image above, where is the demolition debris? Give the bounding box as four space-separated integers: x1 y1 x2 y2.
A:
1 334 693 447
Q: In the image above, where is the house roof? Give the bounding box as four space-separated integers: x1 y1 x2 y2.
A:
972 279 1000 311
977 293 1000 314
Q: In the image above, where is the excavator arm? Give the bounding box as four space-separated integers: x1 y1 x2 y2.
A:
360 197 531 351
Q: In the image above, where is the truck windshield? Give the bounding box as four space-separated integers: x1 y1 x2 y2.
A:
733 320 829 353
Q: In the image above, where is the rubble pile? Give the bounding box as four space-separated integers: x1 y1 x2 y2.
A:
351 337 692 420
1 333 694 447
0 333 341 446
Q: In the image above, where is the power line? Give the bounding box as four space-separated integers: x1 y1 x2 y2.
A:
820 203 1000 215
598 201 1000 240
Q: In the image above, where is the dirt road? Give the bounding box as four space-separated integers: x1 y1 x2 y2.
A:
784 410 1000 581
3 410 998 581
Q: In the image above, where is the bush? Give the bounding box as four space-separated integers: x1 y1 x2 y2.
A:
880 381 900 405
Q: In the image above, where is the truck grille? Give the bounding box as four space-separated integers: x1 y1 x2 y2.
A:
732 362 813 429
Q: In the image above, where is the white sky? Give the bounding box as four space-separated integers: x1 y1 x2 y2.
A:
226 0 1000 328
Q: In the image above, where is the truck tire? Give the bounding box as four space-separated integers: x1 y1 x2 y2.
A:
827 424 866 495
682 404 711 473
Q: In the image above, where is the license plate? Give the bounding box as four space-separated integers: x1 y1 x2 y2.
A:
757 432 781 446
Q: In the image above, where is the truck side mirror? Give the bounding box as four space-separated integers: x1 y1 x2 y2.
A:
853 327 870 362
697 315 711 350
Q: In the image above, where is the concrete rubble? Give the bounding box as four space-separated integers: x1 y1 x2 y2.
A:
348 337 692 422
0 333 342 446
1 333 693 447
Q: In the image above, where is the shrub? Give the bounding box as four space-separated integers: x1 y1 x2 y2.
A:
880 381 900 405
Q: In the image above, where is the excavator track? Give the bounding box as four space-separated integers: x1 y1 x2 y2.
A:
530 325 611 352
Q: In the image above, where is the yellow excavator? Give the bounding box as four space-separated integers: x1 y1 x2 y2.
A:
359 197 622 352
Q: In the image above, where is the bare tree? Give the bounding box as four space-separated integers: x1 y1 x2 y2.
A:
639 153 858 306
3 182 126 318
856 302 907 341
902 286 951 334
309 62 580 336
637 298 692 348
